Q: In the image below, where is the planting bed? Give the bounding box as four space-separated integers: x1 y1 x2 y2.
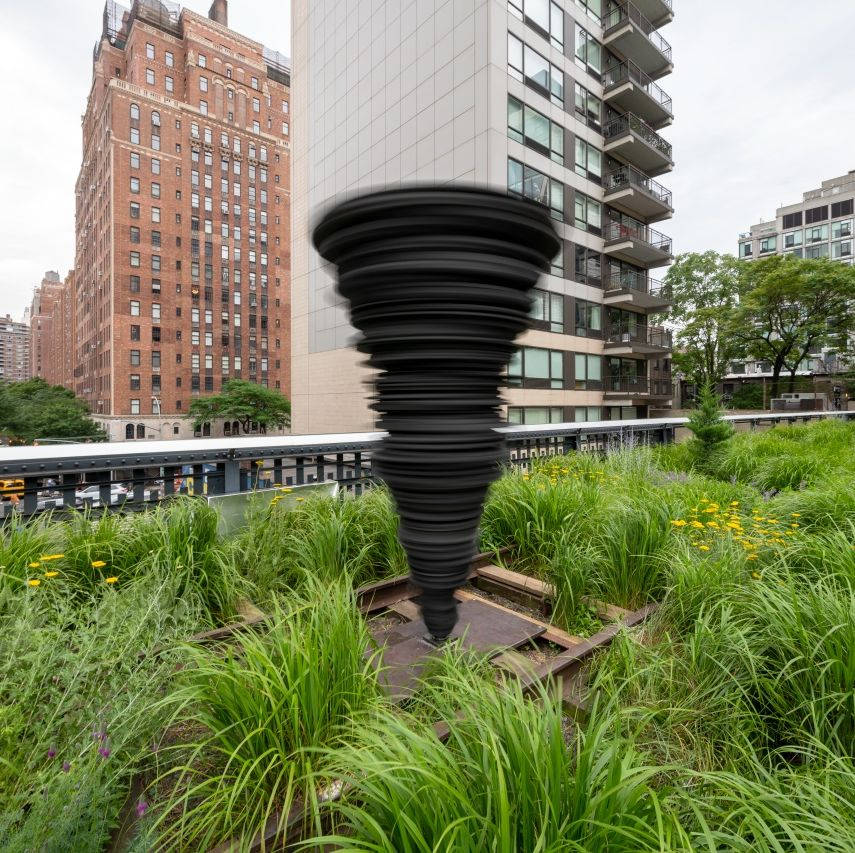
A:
3 418 855 851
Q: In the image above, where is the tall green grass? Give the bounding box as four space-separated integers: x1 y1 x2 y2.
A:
153 575 380 850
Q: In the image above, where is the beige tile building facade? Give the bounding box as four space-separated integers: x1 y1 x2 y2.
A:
292 0 675 435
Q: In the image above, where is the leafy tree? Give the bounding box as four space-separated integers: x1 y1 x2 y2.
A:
187 379 291 435
732 255 855 398
664 252 743 387
0 379 106 445
686 382 734 469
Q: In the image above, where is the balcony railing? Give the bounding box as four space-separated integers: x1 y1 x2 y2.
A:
603 1 673 62
604 377 673 396
4 413 855 517
602 61 673 115
603 113 673 162
606 323 673 348
603 165 673 208
603 220 673 254
606 271 671 299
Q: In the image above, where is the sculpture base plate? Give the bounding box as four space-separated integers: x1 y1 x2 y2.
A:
373 597 546 699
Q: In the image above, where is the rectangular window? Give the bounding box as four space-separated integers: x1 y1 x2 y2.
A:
782 211 802 229
130 226 140 243
575 299 603 336
130 349 141 366
152 351 161 369
130 201 140 219
146 42 155 59
130 151 140 169
831 219 852 240
805 205 828 224
165 50 174 67
151 255 161 272
130 176 140 193
506 406 565 426
200 100 208 115
130 251 140 267
831 199 854 219
130 374 141 390
574 138 602 182
530 289 564 333
759 235 777 253
739 242 753 258
831 239 852 259
782 231 802 249
507 158 564 221
574 24 601 74
151 158 160 175
152 303 161 320
165 76 173 93
130 399 140 415
151 206 161 223
804 243 830 259
574 192 601 234
805 224 828 244
151 182 160 198
129 275 140 292
574 353 602 390
146 68 155 85
507 346 564 388
130 299 140 316
130 325 140 341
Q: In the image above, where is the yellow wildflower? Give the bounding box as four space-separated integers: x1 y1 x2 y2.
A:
698 545 710 551
703 507 717 514
44 571 59 578
746 554 758 561
91 560 107 569
670 520 687 527
751 571 761 579
790 523 799 529
730 501 740 506
296 497 305 502
105 577 118 584
40 554 65 561
790 513 801 517
28 562 40 568
27 579 41 587
691 520 705 529
706 521 719 528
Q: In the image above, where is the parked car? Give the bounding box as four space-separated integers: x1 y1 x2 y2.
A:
75 484 129 507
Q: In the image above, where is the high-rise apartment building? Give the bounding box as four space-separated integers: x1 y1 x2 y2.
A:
292 0 675 434
75 0 291 440
30 271 68 385
739 170 855 265
0 315 31 383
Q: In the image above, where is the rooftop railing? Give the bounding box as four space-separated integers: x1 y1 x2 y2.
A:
602 165 673 207
602 61 673 115
603 220 673 254
3 412 854 517
603 113 673 161
603 1 673 62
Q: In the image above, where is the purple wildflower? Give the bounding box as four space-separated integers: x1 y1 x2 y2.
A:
47 747 56 759
98 746 111 759
135 801 148 819
62 761 71 773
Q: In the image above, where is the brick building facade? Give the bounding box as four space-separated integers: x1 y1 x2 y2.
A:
29 270 75 388
0 315 31 383
75 0 290 440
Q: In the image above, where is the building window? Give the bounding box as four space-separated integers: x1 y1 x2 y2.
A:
507 158 564 220
130 399 140 415
739 241 753 258
130 226 140 244
165 50 174 67
831 219 852 240
125 423 135 440
130 103 140 121
152 206 161 223
130 374 141 390
508 347 564 389
574 137 602 182
575 406 603 423
130 151 140 169
130 251 140 268
252 97 260 113
782 231 802 249
152 303 161 320
130 176 140 193
574 191 602 234
530 289 564 333
782 211 802 229
129 275 140 292
507 96 564 164
146 68 155 85
165 76 174 93
804 225 828 244
198 54 206 67
200 100 208 115
152 351 161 369
831 199 854 219
130 324 140 341
145 42 154 59
575 299 603 337
251 76 259 89
282 100 289 113
831 239 852 259
151 255 161 272
805 205 828 224
151 157 160 175
151 182 161 198
130 300 140 316
574 23 602 75
574 353 602 390
804 243 830 259
130 349 141 366
130 201 140 218
508 33 564 105
130 127 140 144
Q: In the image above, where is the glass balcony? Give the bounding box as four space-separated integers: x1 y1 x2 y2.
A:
603 1 673 80
603 376 673 398
602 112 673 176
631 0 674 29
602 165 673 222
605 323 673 354
602 61 673 129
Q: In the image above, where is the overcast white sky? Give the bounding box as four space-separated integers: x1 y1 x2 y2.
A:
1 0 854 319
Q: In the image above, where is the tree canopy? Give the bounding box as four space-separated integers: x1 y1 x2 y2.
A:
0 379 106 445
187 379 291 435
731 255 855 397
664 251 743 387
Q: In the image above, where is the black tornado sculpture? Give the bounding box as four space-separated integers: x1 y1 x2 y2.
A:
312 187 560 640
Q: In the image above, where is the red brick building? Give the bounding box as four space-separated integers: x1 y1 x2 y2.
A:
29 270 75 389
75 0 290 440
